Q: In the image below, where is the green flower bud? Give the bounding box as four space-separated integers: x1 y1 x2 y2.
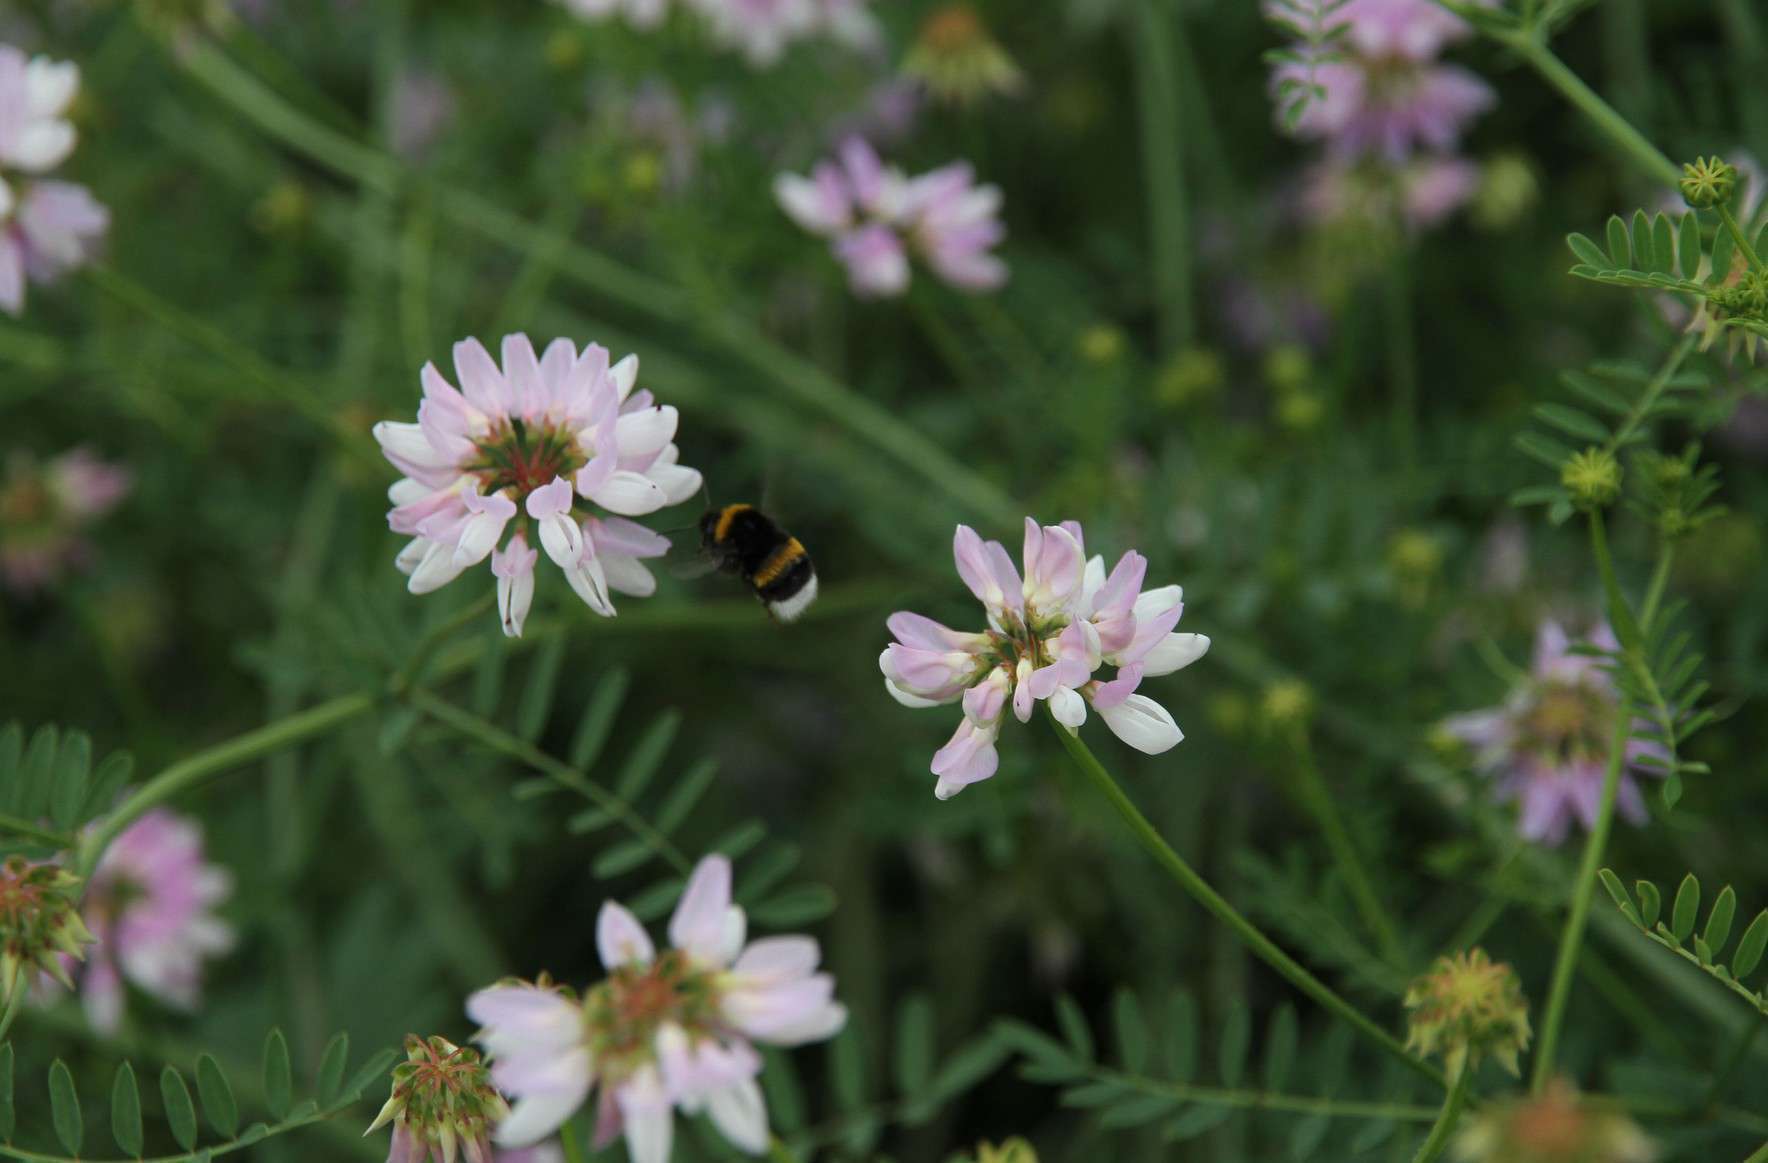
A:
1404 948 1532 1078
1263 343 1312 395
365 1034 509 1163
1276 389 1325 433
1259 680 1315 733
1077 324 1126 365
1680 156 1738 209
1387 528 1444 608
1560 448 1622 509
1155 348 1224 409
959 1139 1039 1163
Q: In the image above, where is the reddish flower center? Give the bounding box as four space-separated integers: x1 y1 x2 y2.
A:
467 419 589 502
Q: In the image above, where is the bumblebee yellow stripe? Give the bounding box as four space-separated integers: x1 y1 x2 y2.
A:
752 538 805 587
713 503 752 543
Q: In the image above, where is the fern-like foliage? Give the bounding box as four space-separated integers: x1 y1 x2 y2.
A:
1601 870 1768 1018
411 639 836 928
0 724 134 853
1263 1 1352 129
1565 210 1715 295
757 994 1011 1157
995 992 1425 1157
0 1028 393 1162
1587 598 1718 809
1511 360 1714 525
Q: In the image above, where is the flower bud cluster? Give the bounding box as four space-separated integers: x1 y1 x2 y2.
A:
367 1035 509 1163
0 857 93 1003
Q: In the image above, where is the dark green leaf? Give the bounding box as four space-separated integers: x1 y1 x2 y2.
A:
1677 212 1701 279
49 730 91 828
112 1062 144 1157
1219 1003 1250 1086
1163 991 1197 1082
1514 430 1574 469
1734 912 1768 978
49 1060 82 1154
1533 403 1610 443
515 635 566 742
1605 214 1629 266
733 842 801 904
830 1026 867 1110
1636 880 1662 928
1711 226 1736 283
1112 989 1148 1073
1290 1112 1331 1159
992 1019 1077 1073
591 838 654 879
1056 995 1094 1061
1263 1005 1298 1092
84 751 135 818
1650 213 1675 275
1100 1093 1176 1128
1599 868 1641 927
567 666 631 769
929 1035 1010 1100
316 1033 350 1107
1350 1118 1397 1151
749 884 837 927
196 1053 238 1137
162 1067 198 1150
1565 232 1608 268
1630 209 1654 268
711 819 767 859
342 1048 399 1103
263 1028 293 1119
20 724 59 820
624 876 686 922
615 710 680 800
1672 873 1701 943
894 994 935 1095
1165 1105 1233 1141
1706 886 1738 954
655 757 718 834
758 1048 805 1134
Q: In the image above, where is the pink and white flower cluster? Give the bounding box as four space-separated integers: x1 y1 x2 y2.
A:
1269 0 1495 228
0 446 131 594
66 810 234 1033
882 520 1210 800
0 45 108 315
1445 621 1666 846
557 0 877 66
374 334 702 638
467 856 845 1162
775 137 1007 298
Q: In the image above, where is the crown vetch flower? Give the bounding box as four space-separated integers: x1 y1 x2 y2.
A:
0 46 108 315
775 137 1006 297
367 1035 510 1163
1269 0 1495 162
468 855 845 1161
376 335 701 637
0 446 131 593
1404 948 1531 1078
902 4 1024 105
1444 621 1665 846
0 857 93 1009
882 520 1209 800
554 0 876 64
65 809 234 1033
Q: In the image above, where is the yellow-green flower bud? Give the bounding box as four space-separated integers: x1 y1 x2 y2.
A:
960 1139 1039 1163
1404 948 1531 1078
1560 448 1622 509
1680 156 1737 209
1155 348 1224 409
1260 679 1315 733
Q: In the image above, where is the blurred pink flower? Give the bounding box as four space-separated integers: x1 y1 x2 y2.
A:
557 0 668 29
1300 155 1480 230
389 67 456 161
374 335 701 635
0 46 106 315
556 0 876 64
1445 621 1666 845
75 810 234 1033
468 856 845 1161
1270 0 1495 161
882 520 1209 799
0 446 130 593
775 137 1006 297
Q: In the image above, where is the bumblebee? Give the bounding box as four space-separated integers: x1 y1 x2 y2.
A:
700 503 818 621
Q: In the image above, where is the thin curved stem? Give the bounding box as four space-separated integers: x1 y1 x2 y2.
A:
1288 728 1405 967
559 1117 589 1163
1745 1141 1768 1163
1410 1064 1471 1163
1718 203 1765 273
1046 714 1443 1088
75 693 377 878
1530 518 1638 1092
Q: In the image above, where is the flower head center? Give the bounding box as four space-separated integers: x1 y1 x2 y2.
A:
1524 680 1612 761
587 951 723 1076
467 418 588 502
920 4 985 53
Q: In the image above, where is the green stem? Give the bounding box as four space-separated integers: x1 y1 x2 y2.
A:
1410 1064 1472 1163
1639 543 1675 634
1384 253 1418 477
1494 32 1680 185
1529 523 1637 1093
404 688 692 874
0 962 25 1043
1289 729 1405 967
389 594 497 695
1719 202 1765 271
767 1137 800 1163
560 1117 589 1163
1607 334 1695 453
1745 1141 1768 1163
1128 0 1193 353
75 693 377 878
1047 714 1443 1088
0 812 74 851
